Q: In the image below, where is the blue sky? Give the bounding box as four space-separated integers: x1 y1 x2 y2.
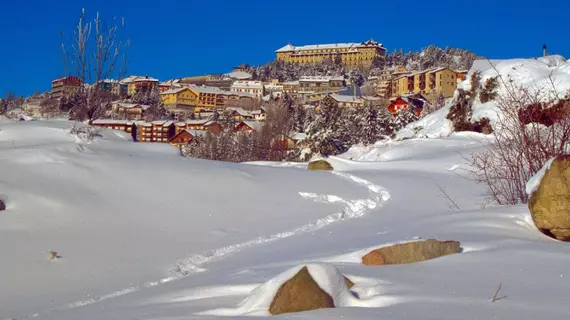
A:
1 0 569 97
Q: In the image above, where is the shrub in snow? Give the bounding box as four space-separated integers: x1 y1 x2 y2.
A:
361 239 461 265
470 81 570 205
480 76 499 103
527 155 570 241
70 123 102 142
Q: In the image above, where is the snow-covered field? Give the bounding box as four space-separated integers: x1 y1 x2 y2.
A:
2 109 570 319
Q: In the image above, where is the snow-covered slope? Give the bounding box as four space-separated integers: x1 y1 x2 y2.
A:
0 119 375 318
399 55 570 138
3 119 570 320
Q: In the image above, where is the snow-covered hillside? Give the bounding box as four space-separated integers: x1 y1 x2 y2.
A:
2 119 570 320
399 55 570 138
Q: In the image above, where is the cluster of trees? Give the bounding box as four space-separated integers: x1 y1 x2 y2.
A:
382 45 480 73
183 97 420 162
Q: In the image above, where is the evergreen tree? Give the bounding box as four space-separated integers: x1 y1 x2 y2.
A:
306 97 346 156
395 107 419 131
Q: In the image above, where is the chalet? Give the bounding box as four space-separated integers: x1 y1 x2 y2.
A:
91 119 137 141
250 107 266 121
387 93 430 117
234 120 264 133
169 129 207 147
112 102 150 119
455 70 469 83
227 107 255 121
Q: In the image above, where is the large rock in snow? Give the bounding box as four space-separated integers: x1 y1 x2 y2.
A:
307 159 333 171
362 239 461 265
528 155 570 241
0 199 5 211
269 265 354 315
269 266 334 315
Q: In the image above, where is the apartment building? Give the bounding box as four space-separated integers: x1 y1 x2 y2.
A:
51 76 82 99
391 67 457 98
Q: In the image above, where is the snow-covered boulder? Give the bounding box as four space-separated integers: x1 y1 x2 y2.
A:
528 155 570 241
362 239 461 265
268 264 357 315
205 263 359 316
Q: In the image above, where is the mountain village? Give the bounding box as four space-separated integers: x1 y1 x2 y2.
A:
7 39 470 153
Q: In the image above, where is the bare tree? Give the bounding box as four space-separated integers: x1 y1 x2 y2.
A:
62 8 129 124
469 69 570 204
360 82 377 96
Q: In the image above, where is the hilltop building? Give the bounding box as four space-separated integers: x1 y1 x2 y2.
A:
275 39 386 67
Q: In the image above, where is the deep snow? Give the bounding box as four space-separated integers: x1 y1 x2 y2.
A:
2 118 570 320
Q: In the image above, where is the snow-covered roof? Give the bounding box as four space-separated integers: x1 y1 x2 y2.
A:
275 39 386 53
134 77 159 83
242 121 264 131
299 76 345 82
290 132 308 141
92 119 134 125
182 129 208 137
120 76 142 84
430 67 452 73
183 119 212 125
151 120 174 126
329 94 363 103
227 107 253 117
224 71 252 80
161 87 189 95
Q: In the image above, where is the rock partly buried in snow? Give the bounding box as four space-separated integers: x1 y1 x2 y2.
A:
0 199 5 211
528 155 570 241
269 265 353 315
362 239 461 265
307 160 333 171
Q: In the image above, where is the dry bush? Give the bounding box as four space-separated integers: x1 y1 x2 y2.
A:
470 77 570 205
480 76 499 103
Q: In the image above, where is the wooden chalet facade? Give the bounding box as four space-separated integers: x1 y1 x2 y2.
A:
169 129 207 146
387 94 430 117
234 121 264 133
